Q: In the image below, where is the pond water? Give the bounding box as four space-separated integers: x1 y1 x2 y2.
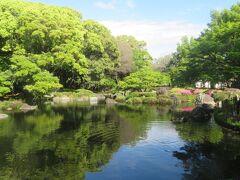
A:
0 104 240 180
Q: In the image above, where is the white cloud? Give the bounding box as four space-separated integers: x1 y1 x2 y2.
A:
126 0 136 8
94 0 116 10
100 20 206 58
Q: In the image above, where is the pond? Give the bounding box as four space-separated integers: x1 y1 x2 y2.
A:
0 104 240 179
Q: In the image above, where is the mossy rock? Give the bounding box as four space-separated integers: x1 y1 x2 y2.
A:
53 89 96 98
0 114 8 120
127 97 143 104
157 95 173 105
174 94 196 103
0 100 24 111
142 97 158 104
115 95 126 103
127 92 156 99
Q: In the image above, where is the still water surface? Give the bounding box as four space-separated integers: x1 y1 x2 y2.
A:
0 104 240 179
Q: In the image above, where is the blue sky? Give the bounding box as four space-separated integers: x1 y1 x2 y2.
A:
31 0 239 57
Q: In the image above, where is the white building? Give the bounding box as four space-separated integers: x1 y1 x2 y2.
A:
195 81 225 89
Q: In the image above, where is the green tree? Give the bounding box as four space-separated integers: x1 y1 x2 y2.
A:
119 68 170 92
169 3 240 88
24 71 62 100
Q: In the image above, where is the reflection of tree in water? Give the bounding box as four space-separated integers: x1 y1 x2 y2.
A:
174 121 224 144
0 104 173 179
173 120 240 179
0 105 122 179
116 105 171 145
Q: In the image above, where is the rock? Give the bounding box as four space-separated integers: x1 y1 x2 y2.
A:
6 108 13 111
20 104 37 111
44 94 54 99
90 97 98 105
202 94 216 107
157 87 168 95
106 98 117 105
170 94 181 105
196 94 216 108
190 105 212 122
53 96 71 103
96 94 105 102
76 96 89 102
0 114 8 120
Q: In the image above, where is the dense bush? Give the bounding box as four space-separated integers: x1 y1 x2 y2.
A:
119 68 170 92
127 92 156 99
115 95 126 103
157 96 173 105
0 100 24 110
53 89 96 98
126 97 143 104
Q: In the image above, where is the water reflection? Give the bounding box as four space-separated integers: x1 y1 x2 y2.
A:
172 114 240 179
0 104 239 179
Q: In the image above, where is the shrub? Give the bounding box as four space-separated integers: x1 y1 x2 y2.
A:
142 97 158 104
157 95 173 105
54 89 96 98
178 89 193 95
127 97 143 104
227 117 240 128
175 94 196 103
0 100 23 110
74 89 96 97
127 92 156 99
115 95 126 103
213 91 230 101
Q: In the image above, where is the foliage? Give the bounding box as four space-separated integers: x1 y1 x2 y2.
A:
119 68 170 92
83 20 119 90
213 90 240 101
157 95 174 105
0 0 122 100
0 72 11 97
125 94 173 105
115 94 126 103
167 4 240 88
0 100 24 111
53 89 96 98
175 121 224 144
0 0 164 101
25 71 62 99
213 91 230 101
127 92 156 99
99 78 116 91
126 97 143 104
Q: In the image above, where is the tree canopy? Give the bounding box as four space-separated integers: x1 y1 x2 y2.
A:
0 0 120 99
167 3 240 88
0 0 170 100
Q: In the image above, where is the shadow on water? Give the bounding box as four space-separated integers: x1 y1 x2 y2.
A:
0 103 240 179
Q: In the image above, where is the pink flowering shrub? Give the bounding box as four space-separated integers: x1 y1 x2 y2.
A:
193 89 201 94
177 89 193 95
